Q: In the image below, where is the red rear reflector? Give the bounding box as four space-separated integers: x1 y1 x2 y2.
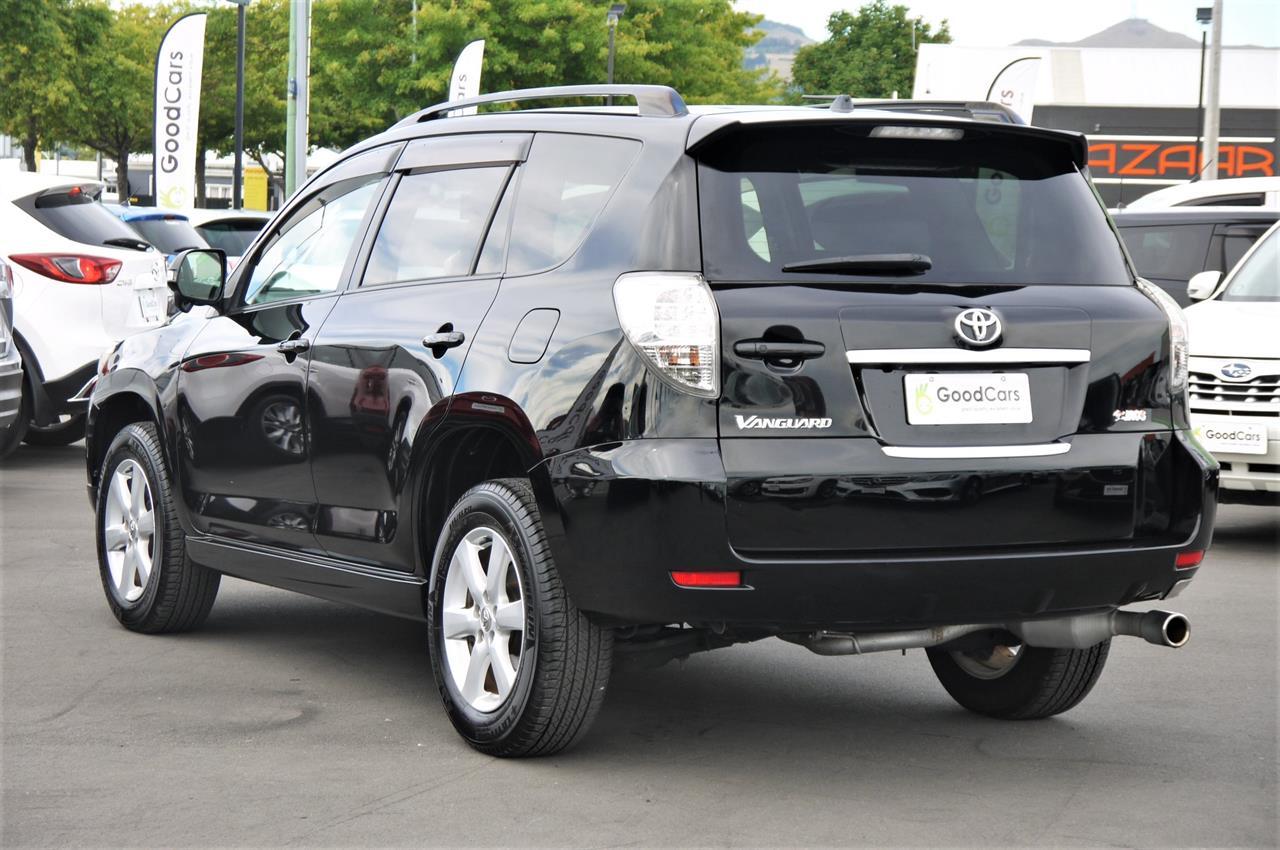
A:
10 253 122 285
1175 550 1204 569
670 570 742 588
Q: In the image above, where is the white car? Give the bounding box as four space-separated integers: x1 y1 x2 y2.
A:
1 173 169 446
1127 177 1280 211
1184 219 1280 505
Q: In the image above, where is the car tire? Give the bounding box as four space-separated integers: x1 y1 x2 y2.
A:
0 379 30 460
95 422 220 633
24 412 87 446
427 478 613 757
926 639 1110 720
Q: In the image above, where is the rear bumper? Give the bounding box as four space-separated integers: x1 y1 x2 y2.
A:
537 431 1217 630
0 349 22 429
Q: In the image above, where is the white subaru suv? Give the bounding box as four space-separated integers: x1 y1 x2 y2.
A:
1 173 169 447
1185 219 1280 504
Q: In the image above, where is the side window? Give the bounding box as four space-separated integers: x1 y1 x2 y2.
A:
740 177 769 261
363 166 509 286
505 134 640 275
1222 233 1261 271
242 176 382 307
1117 224 1212 280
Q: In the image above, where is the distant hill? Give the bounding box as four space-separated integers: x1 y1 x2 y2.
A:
744 19 815 81
1017 18 1200 48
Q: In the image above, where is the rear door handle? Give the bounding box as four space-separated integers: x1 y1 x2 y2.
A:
422 331 465 349
733 340 825 360
277 338 311 354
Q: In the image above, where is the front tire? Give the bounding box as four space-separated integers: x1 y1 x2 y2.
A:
95 422 220 633
427 479 612 757
926 639 1110 720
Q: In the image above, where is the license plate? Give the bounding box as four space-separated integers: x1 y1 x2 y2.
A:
905 372 1032 425
1193 420 1268 455
136 288 164 323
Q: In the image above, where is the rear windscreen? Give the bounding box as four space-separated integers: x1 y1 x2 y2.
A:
697 125 1132 285
22 191 149 249
127 218 208 254
196 221 265 256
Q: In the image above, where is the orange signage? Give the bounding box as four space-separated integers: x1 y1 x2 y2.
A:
1087 141 1276 178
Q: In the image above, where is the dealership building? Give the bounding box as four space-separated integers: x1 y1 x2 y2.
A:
912 23 1279 207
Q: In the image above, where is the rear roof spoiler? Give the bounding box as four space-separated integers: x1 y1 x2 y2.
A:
685 112 1088 169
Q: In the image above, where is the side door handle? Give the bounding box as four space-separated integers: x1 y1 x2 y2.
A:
277 337 311 354
733 340 825 360
422 331 465 349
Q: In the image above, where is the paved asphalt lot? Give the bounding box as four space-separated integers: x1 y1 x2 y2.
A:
2 443 1277 848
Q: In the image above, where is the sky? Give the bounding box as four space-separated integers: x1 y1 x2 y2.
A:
735 0 1280 47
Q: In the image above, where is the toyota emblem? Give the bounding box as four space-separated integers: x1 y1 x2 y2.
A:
954 308 1002 347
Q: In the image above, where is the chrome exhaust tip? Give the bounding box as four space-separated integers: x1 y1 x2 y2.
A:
1112 609 1190 648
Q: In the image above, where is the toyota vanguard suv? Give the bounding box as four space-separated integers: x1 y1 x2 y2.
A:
84 86 1217 757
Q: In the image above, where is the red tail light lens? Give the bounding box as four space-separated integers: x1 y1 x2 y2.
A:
670 570 743 588
10 253 122 285
1175 550 1204 570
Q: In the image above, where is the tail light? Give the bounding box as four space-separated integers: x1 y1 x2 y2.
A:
613 272 719 397
1136 278 1188 396
10 253 122 285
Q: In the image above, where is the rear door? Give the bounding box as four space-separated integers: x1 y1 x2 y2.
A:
306 133 527 570
695 121 1171 557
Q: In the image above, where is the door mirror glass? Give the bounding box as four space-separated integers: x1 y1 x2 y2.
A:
169 248 227 310
1186 270 1221 302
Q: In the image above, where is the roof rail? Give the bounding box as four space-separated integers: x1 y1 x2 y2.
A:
393 84 688 128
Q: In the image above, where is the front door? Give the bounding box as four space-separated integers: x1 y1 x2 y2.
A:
307 134 527 570
177 169 388 551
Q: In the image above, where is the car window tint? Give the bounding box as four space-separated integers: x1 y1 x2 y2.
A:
197 221 266 257
243 177 381 306
506 134 640 275
127 217 208 254
698 126 1131 285
1180 193 1265 207
1117 224 1212 280
363 166 508 286
475 175 516 276
1222 230 1279 301
23 192 147 249
1222 234 1259 271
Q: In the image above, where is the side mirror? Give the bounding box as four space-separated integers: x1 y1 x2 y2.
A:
1187 270 1222 302
169 248 227 312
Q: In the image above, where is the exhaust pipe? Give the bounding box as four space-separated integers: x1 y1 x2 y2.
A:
784 609 1189 657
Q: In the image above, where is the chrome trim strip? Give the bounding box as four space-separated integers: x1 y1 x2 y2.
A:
846 348 1091 364
881 443 1072 459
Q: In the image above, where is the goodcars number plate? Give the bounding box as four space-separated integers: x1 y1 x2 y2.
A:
905 372 1032 425
1193 420 1267 455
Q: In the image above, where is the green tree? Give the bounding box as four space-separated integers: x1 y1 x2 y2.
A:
65 3 171 199
0 0 110 172
791 1 950 99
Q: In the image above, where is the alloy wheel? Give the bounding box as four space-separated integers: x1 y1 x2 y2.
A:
102 459 157 604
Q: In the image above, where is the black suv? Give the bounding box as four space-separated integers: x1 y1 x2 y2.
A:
85 85 1217 757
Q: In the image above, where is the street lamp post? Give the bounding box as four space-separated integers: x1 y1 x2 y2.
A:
606 3 625 105
1194 6 1211 181
228 0 251 209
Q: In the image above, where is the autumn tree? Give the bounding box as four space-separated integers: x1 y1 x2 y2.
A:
791 1 950 99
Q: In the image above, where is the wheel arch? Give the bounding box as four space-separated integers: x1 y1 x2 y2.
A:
86 372 165 502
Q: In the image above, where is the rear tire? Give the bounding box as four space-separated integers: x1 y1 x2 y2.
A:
926 639 1110 720
95 422 220 633
427 478 613 757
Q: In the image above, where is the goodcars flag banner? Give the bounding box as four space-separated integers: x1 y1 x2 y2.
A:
985 56 1041 124
448 40 485 116
152 13 207 210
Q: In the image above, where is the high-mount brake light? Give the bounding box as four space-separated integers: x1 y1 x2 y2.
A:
613 272 719 397
9 253 122 285
670 571 743 588
1175 550 1204 570
869 125 964 140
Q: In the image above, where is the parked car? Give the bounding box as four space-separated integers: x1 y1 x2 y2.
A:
103 204 209 261
1125 176 1280 210
1112 208 1278 306
1 173 169 446
85 85 1215 757
1184 219 1280 505
181 208 271 269
0 257 25 458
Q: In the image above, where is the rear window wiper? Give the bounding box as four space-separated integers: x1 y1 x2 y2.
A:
781 253 932 275
103 237 153 252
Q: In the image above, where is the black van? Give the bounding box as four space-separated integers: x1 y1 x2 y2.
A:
84 86 1217 756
